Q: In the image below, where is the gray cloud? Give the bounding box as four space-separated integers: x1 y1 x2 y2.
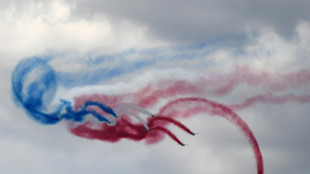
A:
66 0 310 43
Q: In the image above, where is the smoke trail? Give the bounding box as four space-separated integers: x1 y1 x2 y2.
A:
158 97 264 174
230 94 310 110
148 116 195 135
71 97 264 174
121 110 150 131
11 58 61 124
12 53 310 174
73 69 310 111
114 103 154 116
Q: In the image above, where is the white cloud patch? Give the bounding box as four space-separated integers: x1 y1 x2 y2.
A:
0 0 166 63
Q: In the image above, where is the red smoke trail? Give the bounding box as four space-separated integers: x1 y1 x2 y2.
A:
74 68 310 111
230 94 310 110
149 127 184 146
70 117 146 142
149 116 195 135
135 68 310 101
70 97 263 174
156 97 263 174
69 115 186 145
207 67 310 94
70 68 310 174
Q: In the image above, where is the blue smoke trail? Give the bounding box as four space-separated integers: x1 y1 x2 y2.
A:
11 58 117 125
11 58 61 124
54 42 219 87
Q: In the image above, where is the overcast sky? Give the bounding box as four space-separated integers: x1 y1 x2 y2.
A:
0 0 310 174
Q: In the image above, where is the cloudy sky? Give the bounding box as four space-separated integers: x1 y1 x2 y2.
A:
1 0 310 174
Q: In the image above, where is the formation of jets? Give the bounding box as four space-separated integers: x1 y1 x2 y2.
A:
57 111 196 146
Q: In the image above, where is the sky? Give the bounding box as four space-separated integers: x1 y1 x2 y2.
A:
0 0 310 174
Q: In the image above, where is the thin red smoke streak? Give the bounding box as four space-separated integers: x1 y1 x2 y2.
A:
74 68 310 110
149 116 195 135
208 67 310 94
230 94 310 110
149 127 184 146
